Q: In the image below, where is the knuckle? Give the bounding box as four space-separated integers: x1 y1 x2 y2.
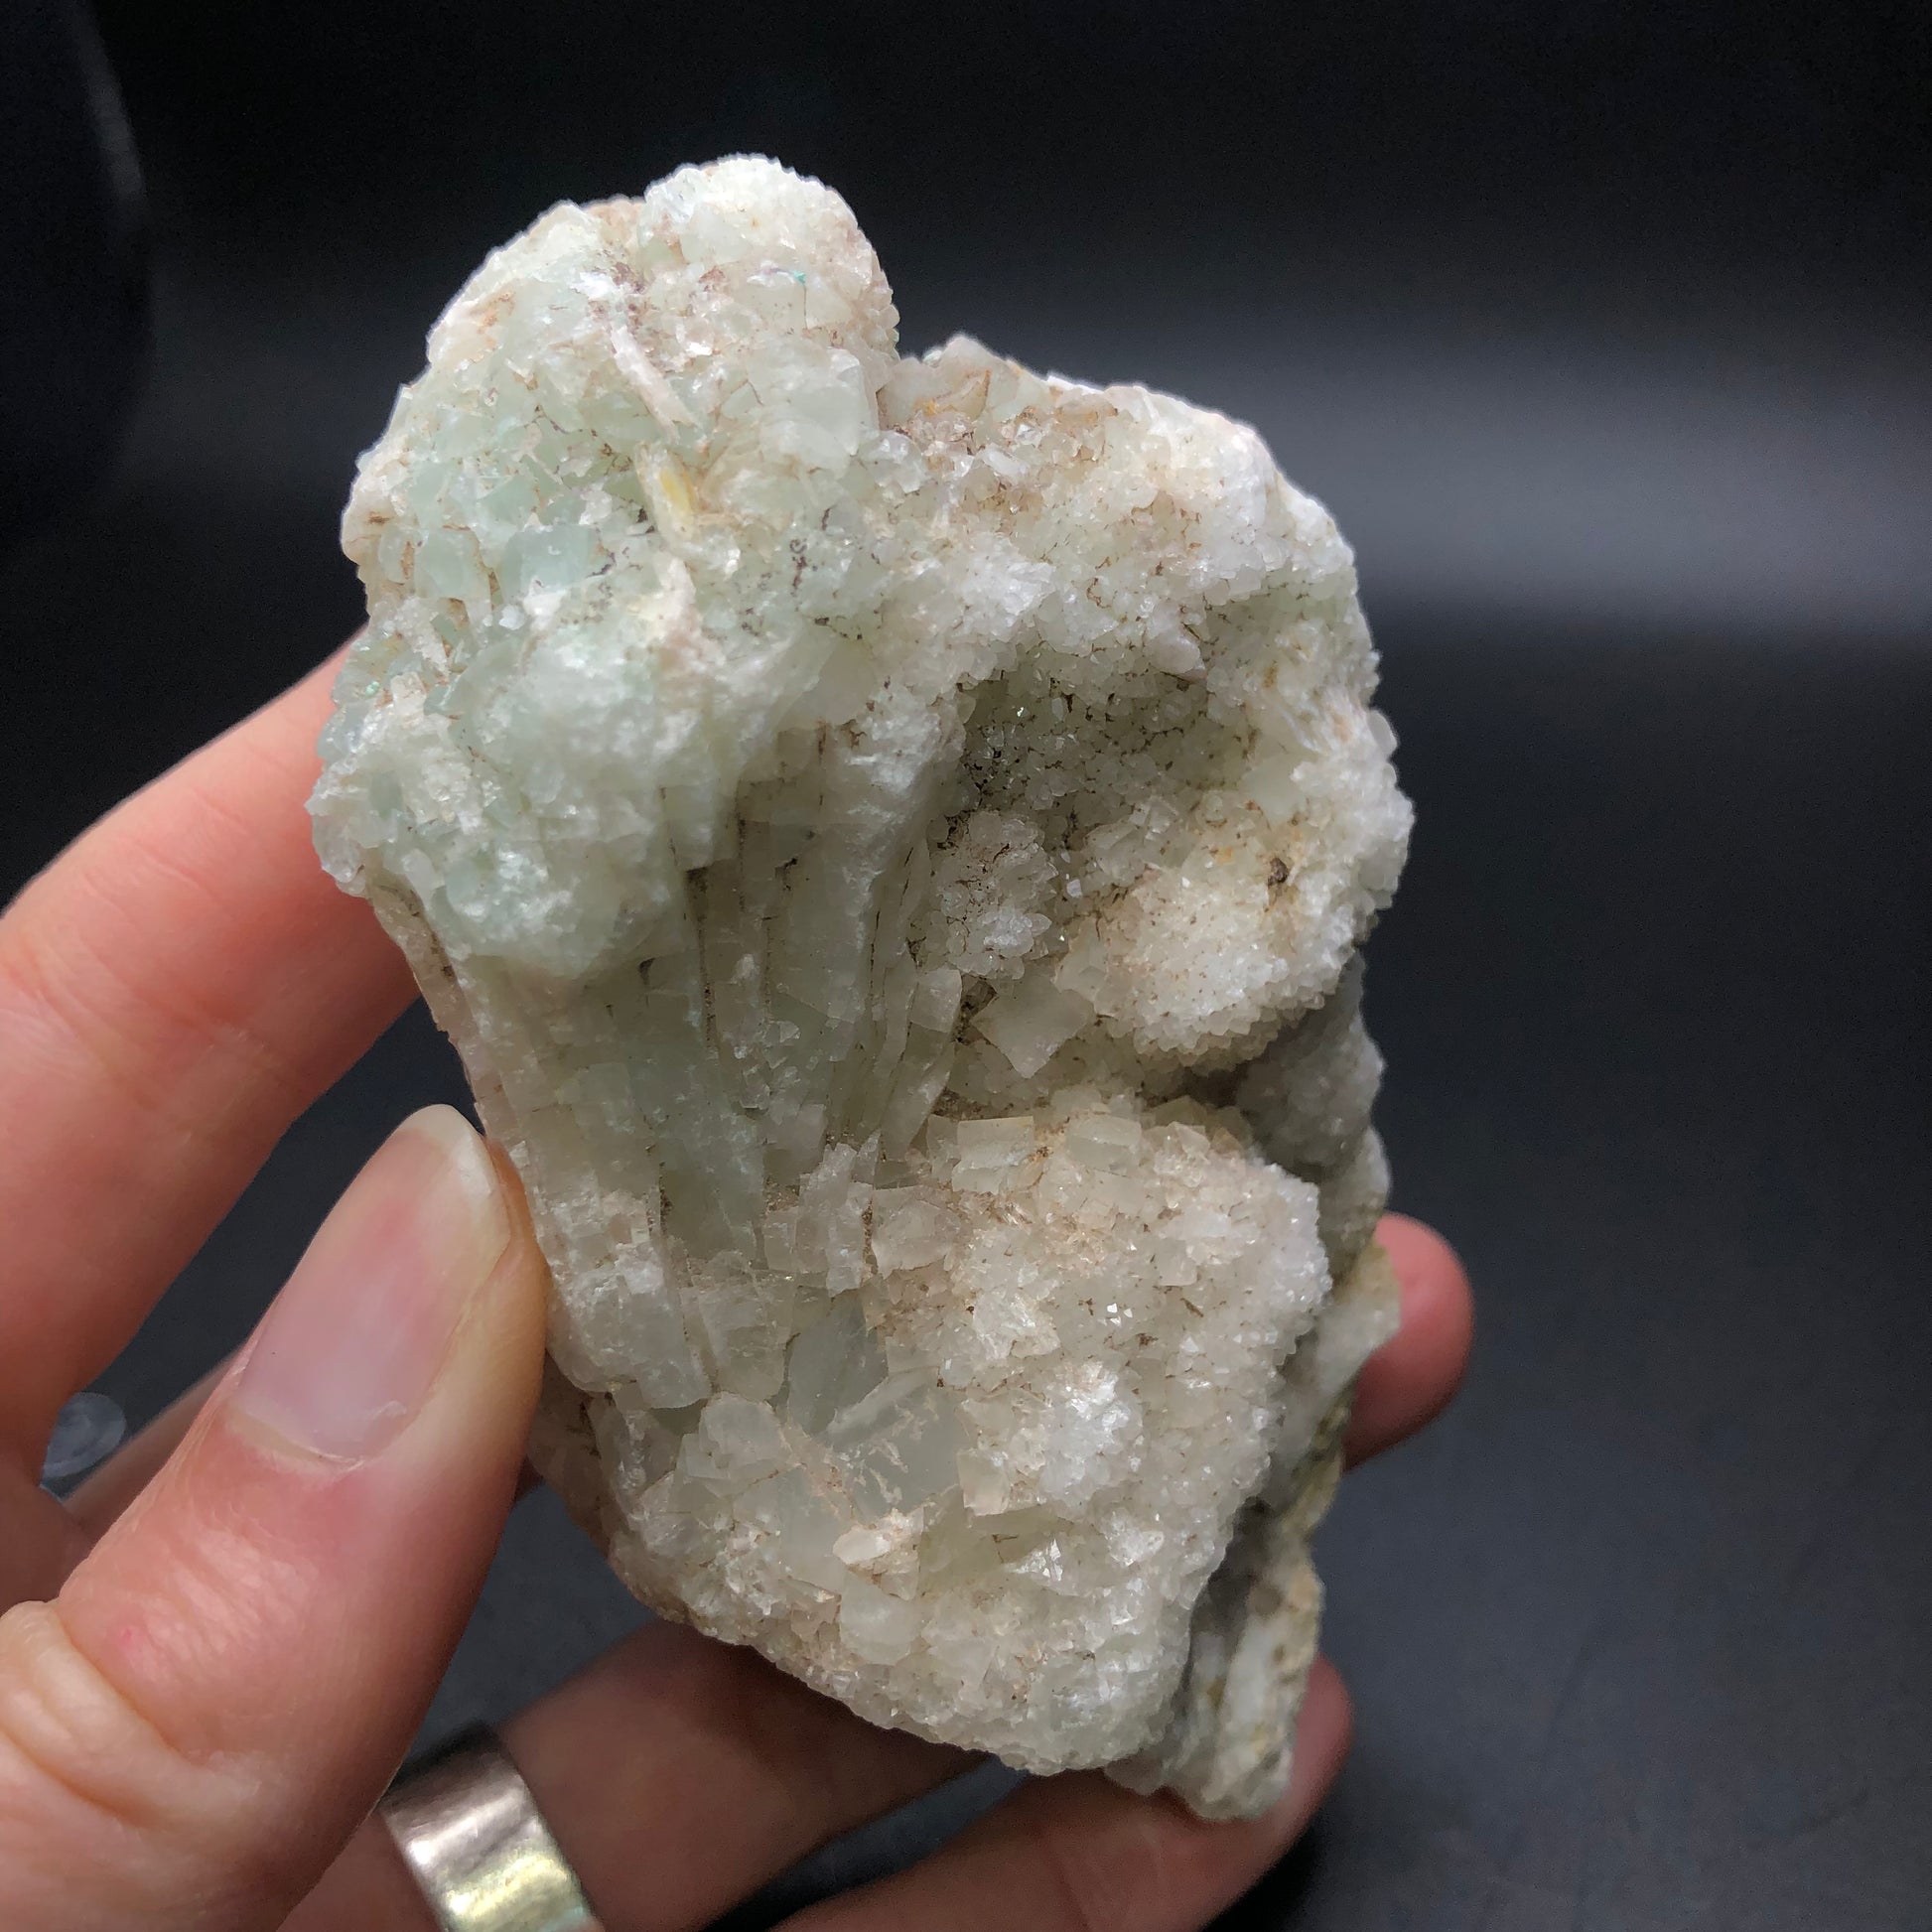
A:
0 1597 257 1898
1 1596 212 1825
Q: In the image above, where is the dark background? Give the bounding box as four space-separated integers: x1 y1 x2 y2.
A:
5 1 1930 1925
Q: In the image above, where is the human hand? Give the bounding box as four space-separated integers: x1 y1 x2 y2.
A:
0 659 1472 1930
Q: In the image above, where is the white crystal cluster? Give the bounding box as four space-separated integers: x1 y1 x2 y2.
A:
311 157 1411 1818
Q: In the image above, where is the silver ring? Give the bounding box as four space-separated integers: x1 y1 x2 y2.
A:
378 1725 603 1932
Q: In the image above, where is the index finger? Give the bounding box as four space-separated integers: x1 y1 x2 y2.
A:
0 655 414 1463
1344 1214 1473 1466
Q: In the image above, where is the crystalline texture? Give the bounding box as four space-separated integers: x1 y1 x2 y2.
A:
310 157 1411 1818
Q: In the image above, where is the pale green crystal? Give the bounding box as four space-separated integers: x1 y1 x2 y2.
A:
311 156 1410 1818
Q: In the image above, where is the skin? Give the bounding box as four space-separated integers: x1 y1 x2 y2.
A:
0 657 1474 1931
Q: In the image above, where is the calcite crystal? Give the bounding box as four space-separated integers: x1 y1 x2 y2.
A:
311 157 1411 1818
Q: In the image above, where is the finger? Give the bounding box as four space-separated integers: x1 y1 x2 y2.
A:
60 1370 542 1561
0 1107 547 1931
287 1617 975 1932
63 1362 229 1549
0 653 415 1460
506 1621 972 1930
783 1658 1351 1932
4 1377 210 1610
1344 1213 1473 1467
0 1489 89 1619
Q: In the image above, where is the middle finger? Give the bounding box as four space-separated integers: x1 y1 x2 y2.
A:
287 1618 972 1932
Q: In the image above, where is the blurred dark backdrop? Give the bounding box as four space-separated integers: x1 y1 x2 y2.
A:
4 2 1929 1926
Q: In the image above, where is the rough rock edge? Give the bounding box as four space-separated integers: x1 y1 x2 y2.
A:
315 156 1412 1818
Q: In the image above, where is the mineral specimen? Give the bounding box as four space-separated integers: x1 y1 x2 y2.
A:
310 156 1411 1818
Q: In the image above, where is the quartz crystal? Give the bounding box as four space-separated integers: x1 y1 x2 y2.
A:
311 157 1412 1818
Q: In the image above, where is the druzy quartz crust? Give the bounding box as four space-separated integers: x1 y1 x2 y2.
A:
311 157 1411 1819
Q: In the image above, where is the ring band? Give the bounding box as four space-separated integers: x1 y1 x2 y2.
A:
378 1725 603 1932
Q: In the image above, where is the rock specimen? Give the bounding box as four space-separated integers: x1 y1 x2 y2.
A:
311 157 1411 1818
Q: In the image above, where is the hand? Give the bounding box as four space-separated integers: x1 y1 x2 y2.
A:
0 658 1473 1931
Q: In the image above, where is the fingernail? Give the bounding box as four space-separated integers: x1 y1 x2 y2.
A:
231 1106 511 1461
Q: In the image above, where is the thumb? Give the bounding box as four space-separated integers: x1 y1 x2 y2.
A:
0 1105 549 1929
